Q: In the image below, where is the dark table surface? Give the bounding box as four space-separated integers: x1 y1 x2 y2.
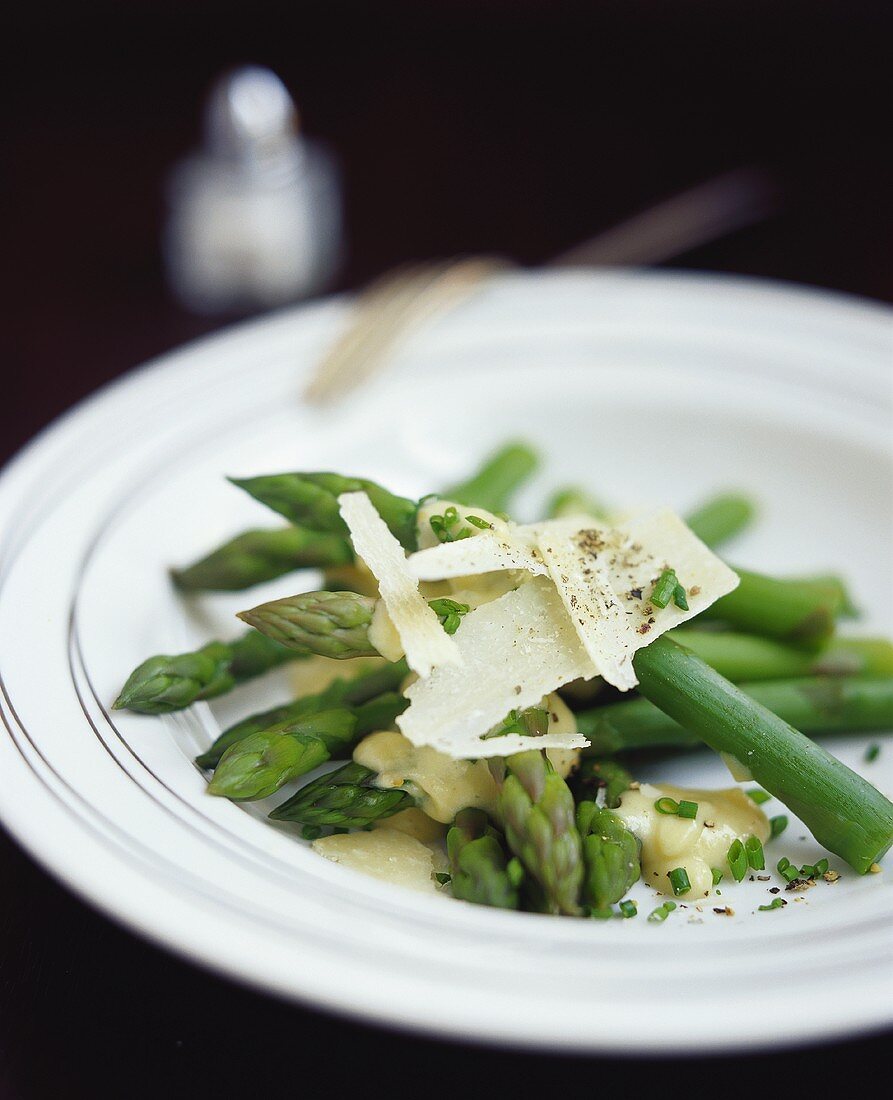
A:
4 3 892 1096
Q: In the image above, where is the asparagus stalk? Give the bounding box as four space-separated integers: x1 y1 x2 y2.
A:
238 591 379 658
670 631 893 682
493 751 583 916
632 637 893 873
577 675 893 755
705 568 841 643
195 661 408 769
237 590 469 659
171 526 353 592
269 761 414 827
230 472 420 551
576 801 641 914
546 486 611 521
114 631 298 715
571 758 634 808
445 441 538 513
207 710 357 801
447 808 523 910
685 493 756 549
802 573 860 618
205 692 408 801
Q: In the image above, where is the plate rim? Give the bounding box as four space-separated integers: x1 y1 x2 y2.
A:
2 269 891 1052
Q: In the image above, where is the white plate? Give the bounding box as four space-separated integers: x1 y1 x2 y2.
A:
1 271 891 1053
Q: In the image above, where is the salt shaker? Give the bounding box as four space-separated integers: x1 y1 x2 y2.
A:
164 66 342 314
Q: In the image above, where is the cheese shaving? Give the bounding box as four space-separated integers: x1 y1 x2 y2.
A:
397 576 594 758
535 509 739 690
408 532 547 582
536 529 639 689
408 514 607 583
338 492 460 677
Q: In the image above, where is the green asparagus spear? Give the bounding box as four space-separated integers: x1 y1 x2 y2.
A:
494 750 583 916
238 590 472 659
669 631 893 682
171 526 353 591
685 493 756 549
269 761 414 827
546 486 611 521
207 709 358 801
238 591 379 658
571 758 634 808
577 675 893 755
801 573 860 618
114 631 298 715
195 661 408 769
205 692 408 801
632 637 893 873
447 808 522 909
445 441 539 513
230 472 419 551
576 801 641 913
705 568 840 643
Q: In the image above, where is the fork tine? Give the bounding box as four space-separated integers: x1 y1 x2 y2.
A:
304 257 506 403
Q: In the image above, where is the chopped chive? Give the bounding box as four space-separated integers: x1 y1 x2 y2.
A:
865 743 880 763
619 899 638 918
668 867 692 896
758 897 786 912
727 839 748 881
301 825 322 840
673 583 689 611
429 506 473 543
814 858 829 876
464 514 492 530
711 868 724 886
654 796 680 815
429 598 471 635
647 901 676 923
650 569 678 609
676 799 699 820
745 836 766 871
800 863 817 878
778 859 800 882
747 789 771 805
769 815 788 840
434 872 451 886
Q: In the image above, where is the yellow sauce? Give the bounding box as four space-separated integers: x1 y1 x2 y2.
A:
352 694 580 826
354 730 499 823
312 829 440 893
614 782 770 898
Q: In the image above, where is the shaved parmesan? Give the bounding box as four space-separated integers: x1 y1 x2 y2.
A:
338 492 460 677
535 510 739 690
536 529 640 690
397 576 594 758
408 532 547 582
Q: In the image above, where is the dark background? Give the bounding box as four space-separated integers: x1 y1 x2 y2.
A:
3 2 891 1096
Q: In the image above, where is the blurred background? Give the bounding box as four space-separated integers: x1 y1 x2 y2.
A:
6 0 893 464
3 1 892 1095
